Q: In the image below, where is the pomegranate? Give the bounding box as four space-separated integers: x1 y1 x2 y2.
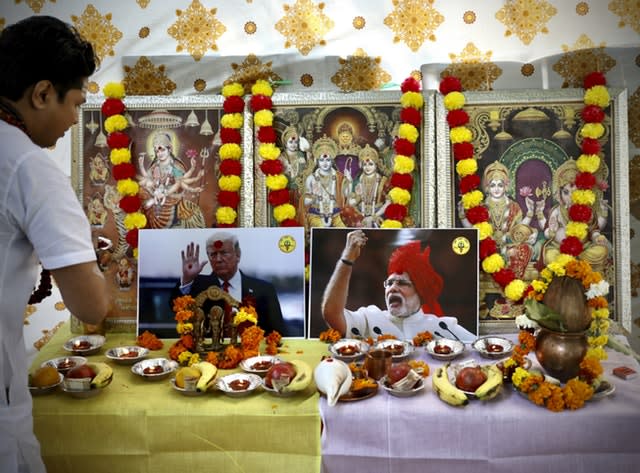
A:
264 361 296 388
66 364 96 380
387 362 411 384
455 366 487 391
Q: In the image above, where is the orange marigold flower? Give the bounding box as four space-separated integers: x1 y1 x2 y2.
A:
412 331 433 346
319 328 341 344
377 334 397 341
218 345 244 369
206 351 219 365
266 330 282 346
168 342 187 361
136 330 164 350
181 333 195 350
175 309 193 322
172 295 196 313
587 296 608 308
265 343 279 355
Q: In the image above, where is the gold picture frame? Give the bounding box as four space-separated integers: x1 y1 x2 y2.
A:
435 88 631 333
72 95 252 331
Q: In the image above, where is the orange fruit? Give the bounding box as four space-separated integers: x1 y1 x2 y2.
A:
31 366 59 387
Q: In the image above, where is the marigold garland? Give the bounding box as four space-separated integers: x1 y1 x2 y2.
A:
217 83 245 227
102 82 146 257
249 79 298 226
381 77 423 228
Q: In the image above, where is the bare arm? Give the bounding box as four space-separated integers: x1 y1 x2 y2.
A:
51 261 109 325
321 230 368 336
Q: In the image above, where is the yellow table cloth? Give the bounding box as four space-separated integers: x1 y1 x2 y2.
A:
30 323 325 473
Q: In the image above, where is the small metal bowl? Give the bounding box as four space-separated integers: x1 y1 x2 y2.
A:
329 339 370 362
63 335 106 356
40 356 87 375
106 346 149 365
425 338 465 361
169 378 207 397
373 339 414 360
472 336 514 359
29 372 63 396
239 355 281 376
216 373 262 397
380 375 425 398
131 358 178 381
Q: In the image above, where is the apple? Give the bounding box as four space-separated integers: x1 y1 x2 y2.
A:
387 362 411 384
264 361 296 388
455 366 487 391
66 364 96 380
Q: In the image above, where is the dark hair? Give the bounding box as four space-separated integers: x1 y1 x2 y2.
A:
0 15 98 101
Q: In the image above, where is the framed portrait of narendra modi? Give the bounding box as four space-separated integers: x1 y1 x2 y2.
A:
435 88 631 333
72 95 251 331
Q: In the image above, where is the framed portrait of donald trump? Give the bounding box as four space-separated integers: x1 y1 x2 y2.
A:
308 227 479 341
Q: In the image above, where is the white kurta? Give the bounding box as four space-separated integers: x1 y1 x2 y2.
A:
0 121 96 473
343 305 476 343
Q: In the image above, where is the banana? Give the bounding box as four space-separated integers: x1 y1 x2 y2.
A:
431 363 468 407
281 360 312 393
89 362 113 389
194 361 217 392
474 364 503 401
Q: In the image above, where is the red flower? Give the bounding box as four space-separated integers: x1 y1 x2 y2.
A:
257 126 277 144
568 204 592 222
385 203 407 221
575 171 596 189
560 236 584 256
399 107 421 127
584 71 606 89
260 159 283 175
280 218 299 227
219 159 242 176
479 237 497 260
249 94 273 112
223 95 244 114
581 105 605 123
401 76 421 93
125 228 139 248
268 189 290 206
101 98 125 117
446 109 469 128
119 195 141 213
394 138 415 156
459 174 481 194
217 223 235 228
581 137 600 155
220 127 242 144
439 76 462 95
112 162 136 180
390 172 413 190
107 131 130 149
217 190 240 208
453 142 474 160
493 268 515 288
465 206 489 224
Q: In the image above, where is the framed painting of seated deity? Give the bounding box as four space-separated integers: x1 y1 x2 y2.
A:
72 95 250 332
435 88 631 333
250 90 436 242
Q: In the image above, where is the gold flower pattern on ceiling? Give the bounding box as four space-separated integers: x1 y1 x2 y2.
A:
495 0 557 45
442 42 502 91
123 56 177 95
275 0 334 56
608 0 640 33
167 0 227 61
15 0 53 14
552 34 615 88
71 5 122 62
228 55 283 94
136 0 151 8
331 48 391 92
629 86 640 148
384 0 444 52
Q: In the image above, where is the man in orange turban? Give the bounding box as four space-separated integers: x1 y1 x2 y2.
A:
321 230 475 341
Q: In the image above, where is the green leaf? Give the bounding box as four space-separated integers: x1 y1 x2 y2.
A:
523 299 566 332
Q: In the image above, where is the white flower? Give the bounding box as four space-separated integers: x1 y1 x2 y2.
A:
515 314 539 330
585 280 609 299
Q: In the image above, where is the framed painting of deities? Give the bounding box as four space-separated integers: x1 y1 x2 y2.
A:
72 95 252 332
308 227 479 340
435 88 630 333
250 90 436 241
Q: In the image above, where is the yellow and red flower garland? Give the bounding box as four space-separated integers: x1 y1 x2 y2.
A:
102 82 146 257
249 79 298 226
216 82 245 227
381 77 423 228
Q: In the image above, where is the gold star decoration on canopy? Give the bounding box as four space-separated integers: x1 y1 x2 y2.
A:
552 35 615 88
609 0 640 34
167 0 227 61
384 0 444 52
331 48 391 92
275 0 334 56
123 56 177 95
227 54 283 94
71 5 123 62
442 43 502 91
495 0 557 45
15 0 53 14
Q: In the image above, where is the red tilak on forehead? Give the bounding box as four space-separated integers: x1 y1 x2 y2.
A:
214 240 224 249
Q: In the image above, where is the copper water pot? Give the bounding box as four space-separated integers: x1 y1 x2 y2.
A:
535 328 588 383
